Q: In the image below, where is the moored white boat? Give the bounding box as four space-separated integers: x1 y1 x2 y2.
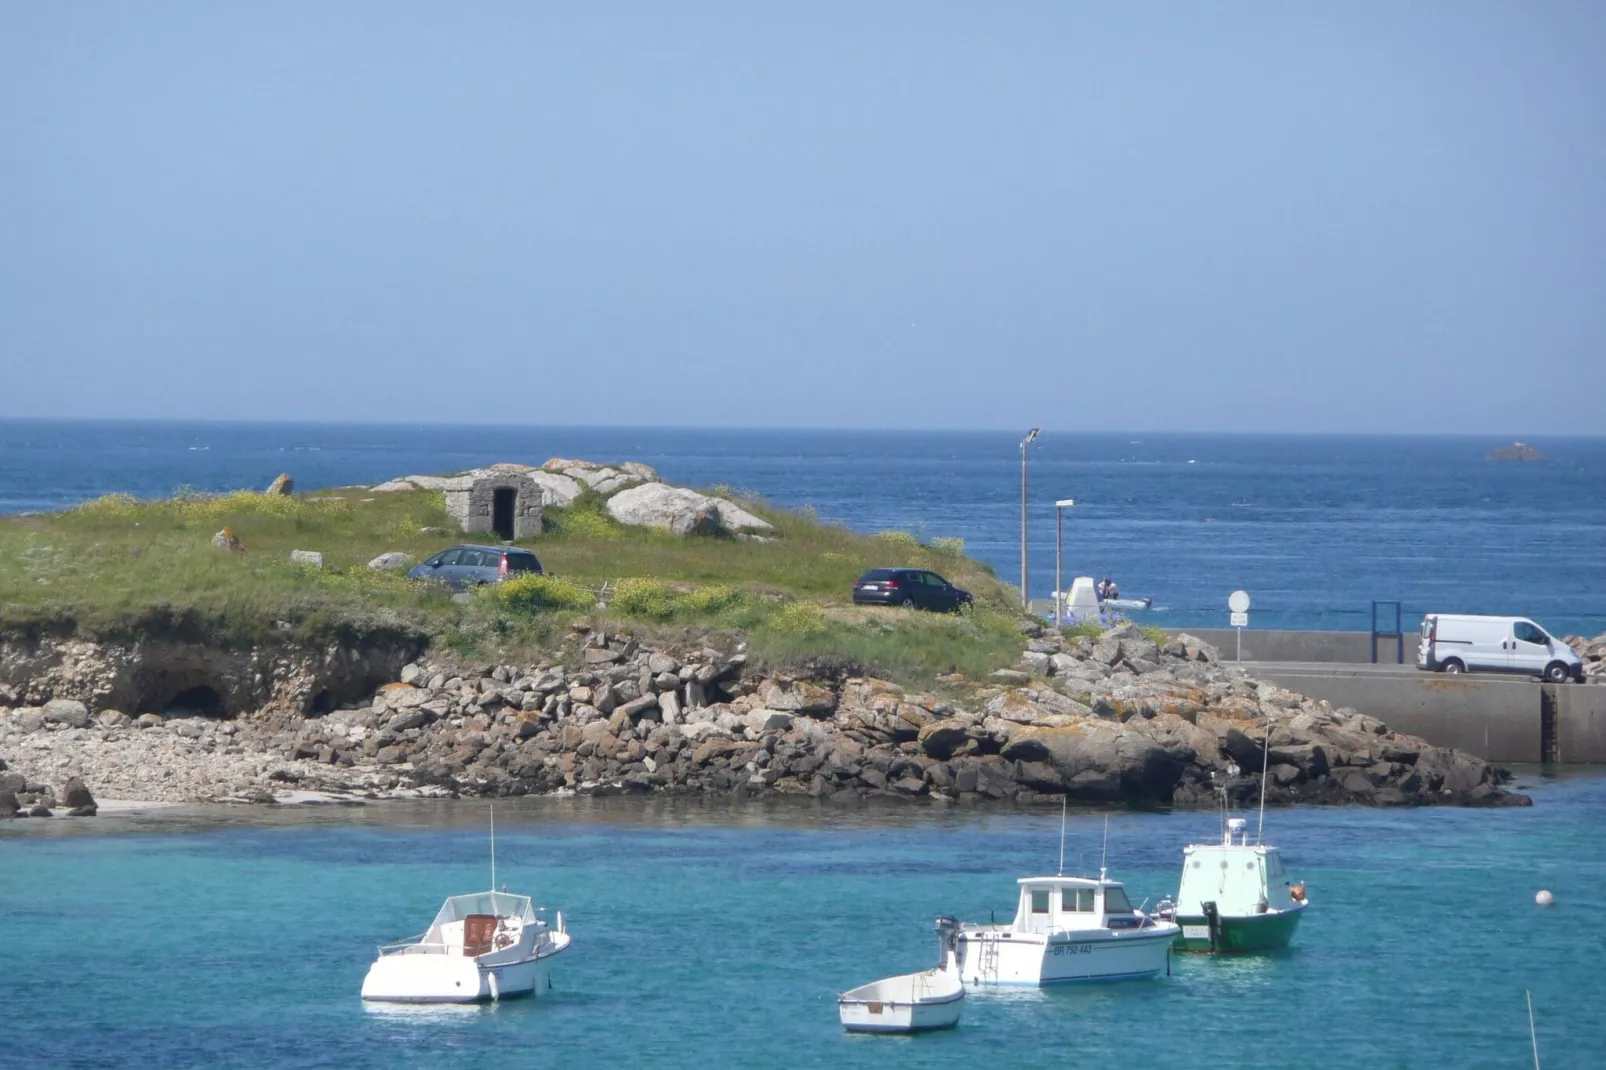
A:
361 808 571 1004
946 875 1178 986
361 889 570 1003
837 969 964 1034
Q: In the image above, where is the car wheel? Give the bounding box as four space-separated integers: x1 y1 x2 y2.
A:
955 599 974 616
900 597 916 610
1441 659 1465 674
1544 661 1570 683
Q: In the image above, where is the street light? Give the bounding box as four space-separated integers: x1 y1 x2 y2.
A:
1054 498 1075 626
1019 428 1040 609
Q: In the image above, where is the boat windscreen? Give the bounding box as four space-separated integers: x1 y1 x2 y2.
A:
430 891 536 928
1103 885 1134 914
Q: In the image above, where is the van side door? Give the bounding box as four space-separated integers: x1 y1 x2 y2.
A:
1509 620 1553 676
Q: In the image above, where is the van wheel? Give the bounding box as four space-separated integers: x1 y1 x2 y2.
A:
1441 659 1465 674
1544 662 1570 683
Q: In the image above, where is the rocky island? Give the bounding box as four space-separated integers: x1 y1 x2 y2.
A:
0 459 1532 816
1487 441 1546 462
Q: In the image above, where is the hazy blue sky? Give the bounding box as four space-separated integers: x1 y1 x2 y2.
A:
4 3 1603 432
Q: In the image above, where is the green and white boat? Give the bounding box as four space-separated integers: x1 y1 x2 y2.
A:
1158 814 1308 954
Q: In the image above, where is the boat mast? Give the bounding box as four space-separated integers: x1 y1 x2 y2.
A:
490 804 497 893
1058 797 1067 876
1527 989 1541 1069
1098 814 1108 880
1256 730 1270 844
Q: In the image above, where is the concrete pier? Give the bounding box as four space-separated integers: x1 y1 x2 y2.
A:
1181 627 1606 763
1252 665 1551 763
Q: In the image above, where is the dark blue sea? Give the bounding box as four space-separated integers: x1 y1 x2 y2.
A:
1 420 1602 635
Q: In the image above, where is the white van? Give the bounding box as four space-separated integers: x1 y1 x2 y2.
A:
1418 614 1584 683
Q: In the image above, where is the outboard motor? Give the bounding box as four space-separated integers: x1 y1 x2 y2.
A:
1201 900 1221 953
934 915 962 973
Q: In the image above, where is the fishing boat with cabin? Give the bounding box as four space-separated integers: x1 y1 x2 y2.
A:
1156 745 1309 953
1157 815 1307 953
360 810 572 1003
943 873 1179 986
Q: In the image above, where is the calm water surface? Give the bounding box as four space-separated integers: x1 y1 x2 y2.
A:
0 420 1602 634
3 772 1602 1069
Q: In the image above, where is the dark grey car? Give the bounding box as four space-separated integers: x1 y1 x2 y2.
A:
408 545 542 591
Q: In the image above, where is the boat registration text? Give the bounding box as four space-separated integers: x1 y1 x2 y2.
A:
1182 926 1210 940
1049 943 1094 956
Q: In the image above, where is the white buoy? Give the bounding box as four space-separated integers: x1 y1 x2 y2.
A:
1535 889 1554 906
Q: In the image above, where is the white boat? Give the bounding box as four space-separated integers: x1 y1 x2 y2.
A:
361 889 571 1003
837 968 964 1034
946 875 1179 986
361 808 571 1004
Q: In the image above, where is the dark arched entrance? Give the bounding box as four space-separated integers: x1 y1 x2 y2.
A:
492 487 516 540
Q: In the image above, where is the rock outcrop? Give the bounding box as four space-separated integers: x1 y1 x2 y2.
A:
1561 632 1606 677
0 624 1526 811
265 473 294 495
1487 442 1545 462
371 457 773 539
606 484 773 537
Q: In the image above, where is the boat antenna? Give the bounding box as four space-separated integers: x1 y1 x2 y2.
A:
1099 814 1109 880
1058 796 1067 876
1257 729 1270 844
1527 989 1541 1070
490 803 497 893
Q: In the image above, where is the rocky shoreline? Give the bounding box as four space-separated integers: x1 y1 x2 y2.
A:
1 621 1532 815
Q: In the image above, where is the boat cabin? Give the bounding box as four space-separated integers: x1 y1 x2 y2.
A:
415 891 538 958
1010 876 1146 934
1175 820 1297 917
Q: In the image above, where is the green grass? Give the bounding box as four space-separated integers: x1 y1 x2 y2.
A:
0 487 1025 685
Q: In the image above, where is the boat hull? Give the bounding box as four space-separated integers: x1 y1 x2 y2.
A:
838 971 964 1034
956 925 1177 986
1173 905 1304 953
361 952 557 1003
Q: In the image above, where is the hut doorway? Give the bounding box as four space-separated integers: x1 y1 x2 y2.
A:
492 487 517 541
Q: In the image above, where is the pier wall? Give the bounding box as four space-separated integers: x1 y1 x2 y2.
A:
1184 629 1406 665
1162 628 1606 763
1255 670 1545 763
1555 684 1606 764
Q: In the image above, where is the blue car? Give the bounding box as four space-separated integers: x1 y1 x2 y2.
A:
408 545 543 591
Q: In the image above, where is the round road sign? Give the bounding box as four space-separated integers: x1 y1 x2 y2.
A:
1228 590 1251 613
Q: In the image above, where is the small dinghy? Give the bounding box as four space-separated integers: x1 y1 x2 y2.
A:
838 917 965 1034
1102 597 1152 611
838 969 964 1034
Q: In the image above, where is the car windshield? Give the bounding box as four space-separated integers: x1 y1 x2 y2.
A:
860 569 897 581
506 554 540 572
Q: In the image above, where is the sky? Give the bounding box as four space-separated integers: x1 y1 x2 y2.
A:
3 2 1603 433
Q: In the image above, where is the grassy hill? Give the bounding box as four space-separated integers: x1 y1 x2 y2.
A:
0 486 1027 684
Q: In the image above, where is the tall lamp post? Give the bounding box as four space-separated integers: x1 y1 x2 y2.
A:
1019 428 1040 609
1054 498 1075 626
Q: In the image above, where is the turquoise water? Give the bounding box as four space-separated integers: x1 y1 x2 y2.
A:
4 773 1604 1069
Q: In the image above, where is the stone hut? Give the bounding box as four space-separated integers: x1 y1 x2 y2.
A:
442 472 542 541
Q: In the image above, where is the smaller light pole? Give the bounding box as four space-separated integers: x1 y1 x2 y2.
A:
1054 499 1075 626
1019 428 1041 609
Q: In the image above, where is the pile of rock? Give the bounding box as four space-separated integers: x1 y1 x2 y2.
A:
1 755 97 818
0 622 1526 810
1561 633 1606 677
370 458 774 538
